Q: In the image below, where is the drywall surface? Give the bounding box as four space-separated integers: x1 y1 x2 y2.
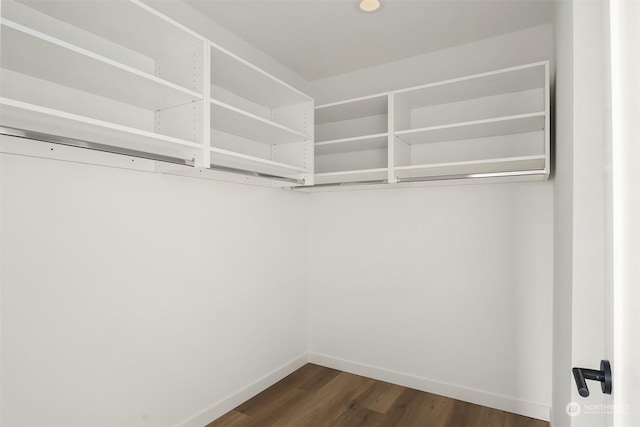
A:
308 24 554 105
307 24 555 419
308 182 553 418
0 153 309 427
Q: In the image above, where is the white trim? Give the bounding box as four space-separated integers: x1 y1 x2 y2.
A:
308 352 550 422
544 61 551 179
175 353 308 427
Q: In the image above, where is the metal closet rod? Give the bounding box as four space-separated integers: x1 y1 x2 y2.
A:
0 126 305 185
206 163 304 185
306 169 546 188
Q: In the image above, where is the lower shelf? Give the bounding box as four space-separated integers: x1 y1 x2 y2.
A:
0 97 201 159
210 146 309 178
314 168 388 185
394 155 546 179
210 99 310 145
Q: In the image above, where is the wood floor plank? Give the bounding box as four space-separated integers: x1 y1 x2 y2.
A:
205 364 550 427
376 388 456 426
332 406 385 427
359 379 405 414
243 389 316 427
501 411 550 427
418 391 457 425
235 382 305 417
446 400 484 426
205 410 249 427
282 372 376 427
277 363 341 393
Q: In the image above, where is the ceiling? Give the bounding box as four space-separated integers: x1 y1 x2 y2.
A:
186 0 554 81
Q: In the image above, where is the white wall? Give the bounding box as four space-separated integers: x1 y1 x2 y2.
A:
308 183 553 419
0 151 309 427
306 24 555 420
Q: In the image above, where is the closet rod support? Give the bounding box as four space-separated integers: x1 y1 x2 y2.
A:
0 126 194 166
0 126 305 186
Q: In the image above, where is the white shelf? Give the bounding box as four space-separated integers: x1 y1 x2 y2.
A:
13 0 203 60
395 112 545 145
210 99 310 145
210 146 308 177
211 44 312 109
315 133 388 155
316 94 388 124
315 168 388 185
0 98 201 159
394 62 547 108
394 155 546 179
1 20 202 111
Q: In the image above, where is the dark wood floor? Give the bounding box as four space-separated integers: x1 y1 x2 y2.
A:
207 364 548 427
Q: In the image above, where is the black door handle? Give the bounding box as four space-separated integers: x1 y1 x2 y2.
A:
572 360 612 397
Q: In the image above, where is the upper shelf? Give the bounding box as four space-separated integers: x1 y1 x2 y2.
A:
210 99 310 145
211 44 312 109
315 94 388 124
0 20 202 111
394 62 547 109
0 97 201 159
315 133 388 155
395 112 545 145
11 0 203 59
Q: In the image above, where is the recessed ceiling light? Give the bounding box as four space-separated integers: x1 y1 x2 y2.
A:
359 0 381 13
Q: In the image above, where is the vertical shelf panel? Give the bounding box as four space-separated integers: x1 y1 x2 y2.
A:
209 42 314 182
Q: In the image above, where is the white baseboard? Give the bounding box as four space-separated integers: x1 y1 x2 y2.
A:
308 352 550 422
176 353 308 427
